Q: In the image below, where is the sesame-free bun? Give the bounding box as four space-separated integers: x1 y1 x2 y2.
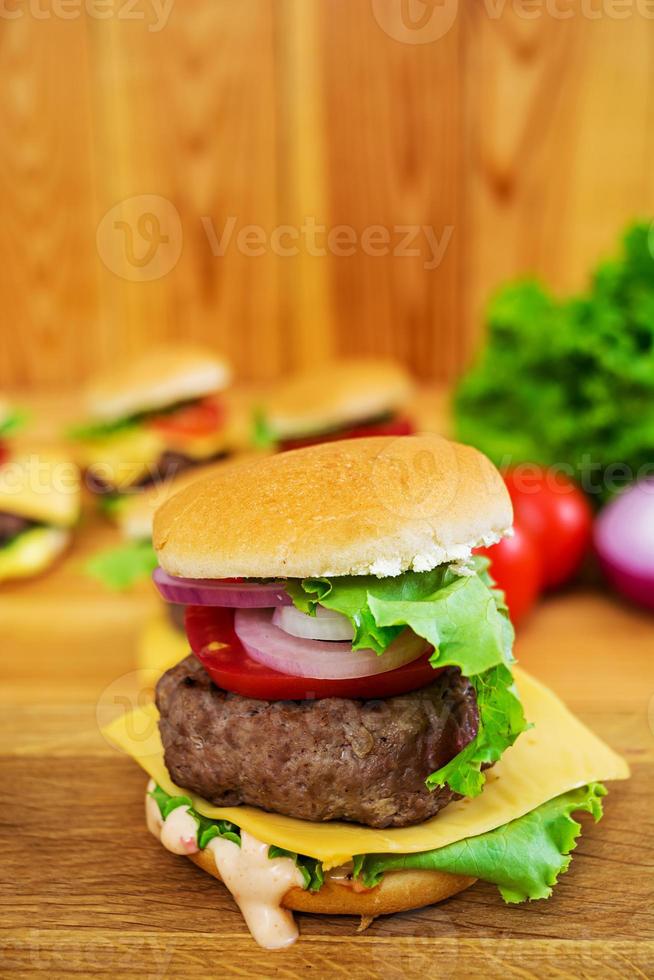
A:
153 434 512 579
0 449 81 526
189 844 474 917
263 359 413 439
85 344 231 423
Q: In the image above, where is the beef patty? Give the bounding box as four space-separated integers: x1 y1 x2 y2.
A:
156 654 479 829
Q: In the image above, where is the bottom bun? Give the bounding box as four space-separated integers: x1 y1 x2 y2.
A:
189 845 475 917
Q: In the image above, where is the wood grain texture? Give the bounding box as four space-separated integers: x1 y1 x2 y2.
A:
2 3 652 389
1 391 652 976
463 2 654 365
317 0 462 381
0 14 98 386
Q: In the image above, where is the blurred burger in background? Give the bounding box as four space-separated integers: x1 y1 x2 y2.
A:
68 344 245 517
0 448 80 583
256 358 414 450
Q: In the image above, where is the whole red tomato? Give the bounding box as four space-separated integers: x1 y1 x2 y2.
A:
476 524 542 626
503 465 593 590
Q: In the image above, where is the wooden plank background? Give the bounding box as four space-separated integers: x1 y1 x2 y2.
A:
0 0 653 387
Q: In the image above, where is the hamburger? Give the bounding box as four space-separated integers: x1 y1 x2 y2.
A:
0 448 80 582
69 343 241 515
256 358 414 450
104 435 628 949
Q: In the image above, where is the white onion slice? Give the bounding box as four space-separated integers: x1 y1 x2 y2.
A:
272 604 354 641
234 608 429 679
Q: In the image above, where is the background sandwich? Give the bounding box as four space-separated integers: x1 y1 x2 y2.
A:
68 343 245 514
0 448 80 582
105 435 628 949
256 358 414 450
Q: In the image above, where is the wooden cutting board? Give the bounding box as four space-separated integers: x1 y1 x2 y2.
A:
1 394 652 977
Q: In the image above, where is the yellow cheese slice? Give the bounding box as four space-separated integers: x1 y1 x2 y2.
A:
102 667 629 870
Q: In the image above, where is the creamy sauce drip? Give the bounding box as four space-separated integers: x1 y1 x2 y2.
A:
145 780 198 854
145 782 304 949
208 832 304 950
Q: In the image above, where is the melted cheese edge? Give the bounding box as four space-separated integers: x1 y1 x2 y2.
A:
103 667 629 870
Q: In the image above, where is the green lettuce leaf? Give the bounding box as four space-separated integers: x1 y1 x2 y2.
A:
0 408 29 437
85 539 157 590
427 664 526 798
355 783 606 902
251 408 278 450
286 558 527 796
454 221 654 502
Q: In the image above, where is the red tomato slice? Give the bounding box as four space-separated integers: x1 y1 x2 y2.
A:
475 524 542 626
503 465 593 590
280 415 414 451
185 605 441 700
149 397 225 439
0 441 8 465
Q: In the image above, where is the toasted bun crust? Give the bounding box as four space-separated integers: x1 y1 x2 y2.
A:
86 344 231 422
153 434 512 579
189 846 474 916
119 452 269 541
0 450 81 526
263 359 413 439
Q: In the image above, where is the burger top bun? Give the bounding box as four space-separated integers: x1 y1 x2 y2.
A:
263 359 413 439
85 344 231 424
153 434 512 579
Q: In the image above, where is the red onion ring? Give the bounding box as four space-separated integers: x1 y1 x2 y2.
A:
152 567 291 607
